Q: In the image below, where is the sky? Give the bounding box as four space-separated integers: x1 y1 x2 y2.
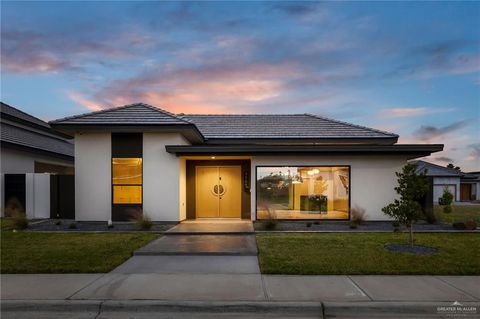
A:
1 1 479 171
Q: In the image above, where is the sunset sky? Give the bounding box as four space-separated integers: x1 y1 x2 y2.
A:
1 1 479 170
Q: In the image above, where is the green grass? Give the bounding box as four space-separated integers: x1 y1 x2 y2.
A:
256 233 480 275
1 232 158 273
434 204 480 223
0 218 15 231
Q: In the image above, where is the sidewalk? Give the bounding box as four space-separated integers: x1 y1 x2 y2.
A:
2 272 479 318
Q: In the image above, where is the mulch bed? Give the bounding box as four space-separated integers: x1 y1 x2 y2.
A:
384 243 439 255
253 220 460 232
26 219 175 232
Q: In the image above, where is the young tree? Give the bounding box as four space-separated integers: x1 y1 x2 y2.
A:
382 163 430 246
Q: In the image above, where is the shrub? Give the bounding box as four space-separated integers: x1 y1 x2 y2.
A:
4 197 24 218
260 205 278 230
12 213 28 230
350 205 367 226
130 209 153 230
306 222 312 228
439 187 454 214
464 220 477 230
68 222 77 229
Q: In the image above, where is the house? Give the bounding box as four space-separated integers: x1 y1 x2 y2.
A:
50 103 443 222
414 160 479 203
1 102 74 218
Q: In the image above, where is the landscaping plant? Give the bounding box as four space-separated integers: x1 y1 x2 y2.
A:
439 187 454 214
349 205 366 228
382 163 430 246
130 209 153 230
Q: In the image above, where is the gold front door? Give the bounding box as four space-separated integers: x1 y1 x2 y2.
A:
195 166 242 218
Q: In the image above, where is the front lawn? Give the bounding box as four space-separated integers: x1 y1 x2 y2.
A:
1 232 158 273
256 233 480 275
0 218 15 231
434 204 480 223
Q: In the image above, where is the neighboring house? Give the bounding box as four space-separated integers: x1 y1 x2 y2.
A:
414 160 479 203
1 102 74 217
50 103 443 222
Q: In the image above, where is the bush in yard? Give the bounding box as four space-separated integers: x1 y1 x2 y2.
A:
439 187 454 214
382 163 430 246
12 212 28 230
68 222 77 229
130 209 153 230
259 204 278 230
349 205 367 228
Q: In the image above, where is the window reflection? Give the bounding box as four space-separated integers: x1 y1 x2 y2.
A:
257 166 349 220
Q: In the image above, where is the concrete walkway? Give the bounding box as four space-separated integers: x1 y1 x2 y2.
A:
2 274 479 302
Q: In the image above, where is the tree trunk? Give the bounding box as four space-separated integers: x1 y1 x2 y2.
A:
408 224 414 247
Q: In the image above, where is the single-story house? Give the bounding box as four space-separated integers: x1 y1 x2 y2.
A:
1 102 75 217
414 160 479 202
50 103 443 222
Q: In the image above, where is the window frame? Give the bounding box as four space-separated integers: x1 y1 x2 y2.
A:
111 158 143 205
254 165 351 221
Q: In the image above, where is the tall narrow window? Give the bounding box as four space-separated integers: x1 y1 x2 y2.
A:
112 158 142 204
111 133 143 221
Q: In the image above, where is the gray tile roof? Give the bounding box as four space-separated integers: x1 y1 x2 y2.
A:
181 114 398 140
50 103 191 125
414 160 464 177
1 102 50 129
1 123 74 157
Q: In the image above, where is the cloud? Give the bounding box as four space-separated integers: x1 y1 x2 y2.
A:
388 39 480 79
376 107 455 119
412 119 471 141
1 29 138 74
67 62 300 113
467 143 480 161
433 156 454 163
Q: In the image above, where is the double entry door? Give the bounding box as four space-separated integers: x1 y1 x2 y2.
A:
195 166 241 218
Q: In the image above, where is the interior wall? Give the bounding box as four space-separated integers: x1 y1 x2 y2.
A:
251 155 408 221
75 133 111 221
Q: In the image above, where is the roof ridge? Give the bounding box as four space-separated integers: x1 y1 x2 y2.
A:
304 113 399 138
1 101 51 127
50 102 191 124
181 114 307 116
414 160 465 175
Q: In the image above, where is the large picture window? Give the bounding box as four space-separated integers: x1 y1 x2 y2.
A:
112 158 142 204
256 166 350 220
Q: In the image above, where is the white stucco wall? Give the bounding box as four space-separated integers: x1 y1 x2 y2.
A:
250 155 409 221
26 173 50 219
75 133 111 221
0 148 73 174
143 133 189 221
432 177 460 202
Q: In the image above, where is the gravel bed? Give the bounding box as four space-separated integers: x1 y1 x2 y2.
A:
26 219 175 232
384 243 439 254
253 220 459 232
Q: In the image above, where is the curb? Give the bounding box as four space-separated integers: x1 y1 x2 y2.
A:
1 300 323 313
323 301 480 318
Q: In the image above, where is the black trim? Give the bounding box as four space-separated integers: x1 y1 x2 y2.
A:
1 141 74 161
166 144 443 159
255 165 351 221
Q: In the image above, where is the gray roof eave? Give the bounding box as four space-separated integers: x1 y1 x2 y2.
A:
165 144 444 159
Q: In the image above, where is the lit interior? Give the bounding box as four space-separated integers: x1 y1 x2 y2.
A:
112 158 142 204
256 166 349 220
